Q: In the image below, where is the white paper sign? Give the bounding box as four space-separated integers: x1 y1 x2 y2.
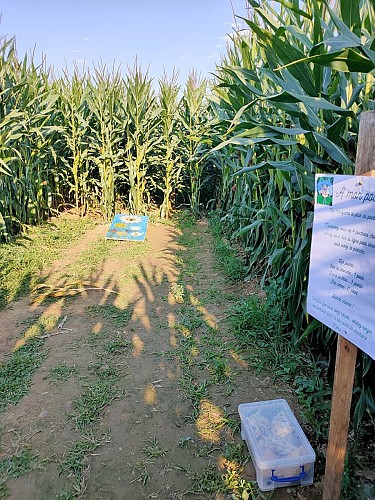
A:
307 174 375 360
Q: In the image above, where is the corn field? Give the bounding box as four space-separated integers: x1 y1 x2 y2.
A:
209 0 375 429
0 39 212 238
1 0 374 430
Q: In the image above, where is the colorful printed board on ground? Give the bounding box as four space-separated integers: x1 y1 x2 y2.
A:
307 174 375 360
105 214 149 242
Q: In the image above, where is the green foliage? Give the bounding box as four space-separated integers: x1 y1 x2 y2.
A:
47 362 78 384
188 465 227 494
123 63 161 214
0 450 36 479
0 337 46 412
228 279 291 357
0 449 37 495
103 335 131 355
59 433 110 497
209 212 246 281
158 72 184 218
209 0 375 429
69 378 119 430
180 71 210 216
141 437 168 459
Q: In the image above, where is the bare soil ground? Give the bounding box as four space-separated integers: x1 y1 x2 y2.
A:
0 218 323 499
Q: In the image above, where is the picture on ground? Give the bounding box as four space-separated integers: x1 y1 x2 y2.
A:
105 214 149 241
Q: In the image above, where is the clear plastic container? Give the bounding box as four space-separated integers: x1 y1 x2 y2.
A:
238 399 316 491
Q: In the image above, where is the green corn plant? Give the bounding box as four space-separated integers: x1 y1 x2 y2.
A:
0 36 62 238
180 70 210 216
57 68 94 216
158 71 183 219
208 0 375 427
123 63 161 214
211 0 374 325
87 65 125 220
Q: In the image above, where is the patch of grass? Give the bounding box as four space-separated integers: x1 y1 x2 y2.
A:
224 416 241 434
85 304 132 326
188 465 227 494
69 379 120 430
173 332 202 366
127 458 153 485
46 362 78 384
103 335 131 355
194 443 221 458
0 449 37 496
69 239 116 279
59 432 110 497
174 210 197 231
176 252 202 276
228 290 290 362
174 318 204 335
177 305 206 331
0 483 8 498
208 355 232 383
0 216 96 309
88 361 121 381
223 442 249 466
208 212 246 281
55 492 75 500
179 376 210 421
141 437 168 459
0 449 36 478
177 232 201 250
294 365 331 440
178 436 194 448
0 337 47 413
223 465 259 500
199 286 234 305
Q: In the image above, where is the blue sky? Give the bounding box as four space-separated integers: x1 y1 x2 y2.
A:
1 0 249 85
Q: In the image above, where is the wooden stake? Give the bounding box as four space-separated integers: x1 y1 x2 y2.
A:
323 337 357 499
323 110 375 499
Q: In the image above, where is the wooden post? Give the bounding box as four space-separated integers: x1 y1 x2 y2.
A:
323 111 375 499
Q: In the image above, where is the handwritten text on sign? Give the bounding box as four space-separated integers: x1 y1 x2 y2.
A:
307 174 375 360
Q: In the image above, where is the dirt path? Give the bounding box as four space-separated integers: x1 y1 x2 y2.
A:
0 217 321 499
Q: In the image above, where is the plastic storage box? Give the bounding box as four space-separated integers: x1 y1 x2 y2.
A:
238 399 315 491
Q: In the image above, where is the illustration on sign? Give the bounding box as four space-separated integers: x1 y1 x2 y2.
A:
105 214 149 241
307 174 375 360
316 176 334 206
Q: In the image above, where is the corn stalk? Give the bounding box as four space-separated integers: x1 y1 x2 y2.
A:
58 69 93 215
0 36 61 239
158 72 183 218
123 63 161 214
180 71 210 216
87 65 125 220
